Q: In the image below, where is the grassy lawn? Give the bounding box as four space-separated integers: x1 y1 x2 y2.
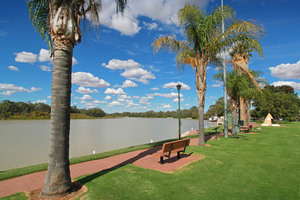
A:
2 123 299 199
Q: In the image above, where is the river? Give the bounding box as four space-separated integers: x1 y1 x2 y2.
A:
0 118 216 171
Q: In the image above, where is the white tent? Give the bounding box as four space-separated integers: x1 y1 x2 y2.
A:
261 113 280 126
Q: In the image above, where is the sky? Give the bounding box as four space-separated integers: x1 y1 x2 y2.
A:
0 0 299 114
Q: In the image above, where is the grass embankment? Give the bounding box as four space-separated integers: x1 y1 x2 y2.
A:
2 123 300 199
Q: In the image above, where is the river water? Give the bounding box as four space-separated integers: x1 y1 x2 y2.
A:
0 118 216 171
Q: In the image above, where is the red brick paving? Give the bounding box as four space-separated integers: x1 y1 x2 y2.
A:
0 138 203 198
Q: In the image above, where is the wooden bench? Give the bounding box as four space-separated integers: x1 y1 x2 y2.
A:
241 125 252 133
153 138 190 163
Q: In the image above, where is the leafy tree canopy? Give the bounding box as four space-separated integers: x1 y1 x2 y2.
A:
252 85 300 121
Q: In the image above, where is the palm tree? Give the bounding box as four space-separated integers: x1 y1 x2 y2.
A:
152 4 264 146
226 71 247 136
240 71 267 126
229 40 264 125
27 0 127 197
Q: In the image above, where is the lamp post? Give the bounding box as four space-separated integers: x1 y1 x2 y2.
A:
176 84 182 139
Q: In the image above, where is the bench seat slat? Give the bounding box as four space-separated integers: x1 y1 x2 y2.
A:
152 139 190 162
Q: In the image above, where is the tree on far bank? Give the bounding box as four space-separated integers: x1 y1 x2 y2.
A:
153 4 265 145
27 0 127 197
205 97 231 119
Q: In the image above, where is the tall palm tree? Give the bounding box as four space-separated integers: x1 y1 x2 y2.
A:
27 0 127 197
229 40 264 125
153 4 264 146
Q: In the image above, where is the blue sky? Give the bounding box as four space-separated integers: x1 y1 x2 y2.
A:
0 0 299 114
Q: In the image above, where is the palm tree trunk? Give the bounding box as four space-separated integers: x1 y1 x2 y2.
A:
232 108 236 136
246 100 251 126
42 49 73 197
195 64 206 146
240 97 247 124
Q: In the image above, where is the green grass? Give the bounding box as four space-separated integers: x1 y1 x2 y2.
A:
76 122 300 200
2 122 299 199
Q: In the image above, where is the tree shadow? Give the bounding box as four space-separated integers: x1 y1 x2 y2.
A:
77 146 161 185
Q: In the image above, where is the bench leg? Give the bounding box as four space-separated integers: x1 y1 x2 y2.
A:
160 157 164 163
177 152 180 159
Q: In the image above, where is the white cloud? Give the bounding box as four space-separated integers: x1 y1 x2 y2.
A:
105 95 112 100
104 88 126 95
162 104 171 109
34 100 47 104
72 72 110 88
121 80 138 88
81 100 106 108
38 49 52 62
143 21 158 30
40 65 52 71
14 51 37 63
212 81 223 88
163 82 191 90
269 60 300 79
102 59 140 70
76 86 99 94
151 92 183 98
8 66 19 71
0 84 41 96
111 12 141 36
173 98 185 102
102 59 155 84
76 94 94 101
108 101 123 107
98 0 209 36
139 96 151 104
271 81 300 90
120 67 155 84
72 57 78 65
151 87 159 91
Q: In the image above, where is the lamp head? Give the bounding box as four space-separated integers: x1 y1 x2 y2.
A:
176 84 181 90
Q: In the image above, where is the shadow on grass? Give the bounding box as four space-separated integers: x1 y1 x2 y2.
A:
77 146 161 185
77 145 196 185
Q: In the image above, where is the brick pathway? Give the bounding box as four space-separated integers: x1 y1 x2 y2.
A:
0 138 203 198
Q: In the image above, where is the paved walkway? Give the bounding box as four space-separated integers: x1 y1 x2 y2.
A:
0 138 204 198
0 125 258 198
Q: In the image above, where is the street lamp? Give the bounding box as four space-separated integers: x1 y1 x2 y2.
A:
176 84 182 139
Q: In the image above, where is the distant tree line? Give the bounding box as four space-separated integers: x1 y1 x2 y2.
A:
108 106 199 119
0 100 199 120
0 100 51 119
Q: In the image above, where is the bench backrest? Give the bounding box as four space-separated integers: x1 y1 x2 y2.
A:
162 138 190 153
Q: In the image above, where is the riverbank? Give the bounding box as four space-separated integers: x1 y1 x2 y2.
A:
2 122 299 199
0 125 220 181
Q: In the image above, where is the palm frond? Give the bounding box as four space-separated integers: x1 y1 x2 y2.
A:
116 0 127 13
225 59 262 92
152 35 188 54
27 0 51 50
